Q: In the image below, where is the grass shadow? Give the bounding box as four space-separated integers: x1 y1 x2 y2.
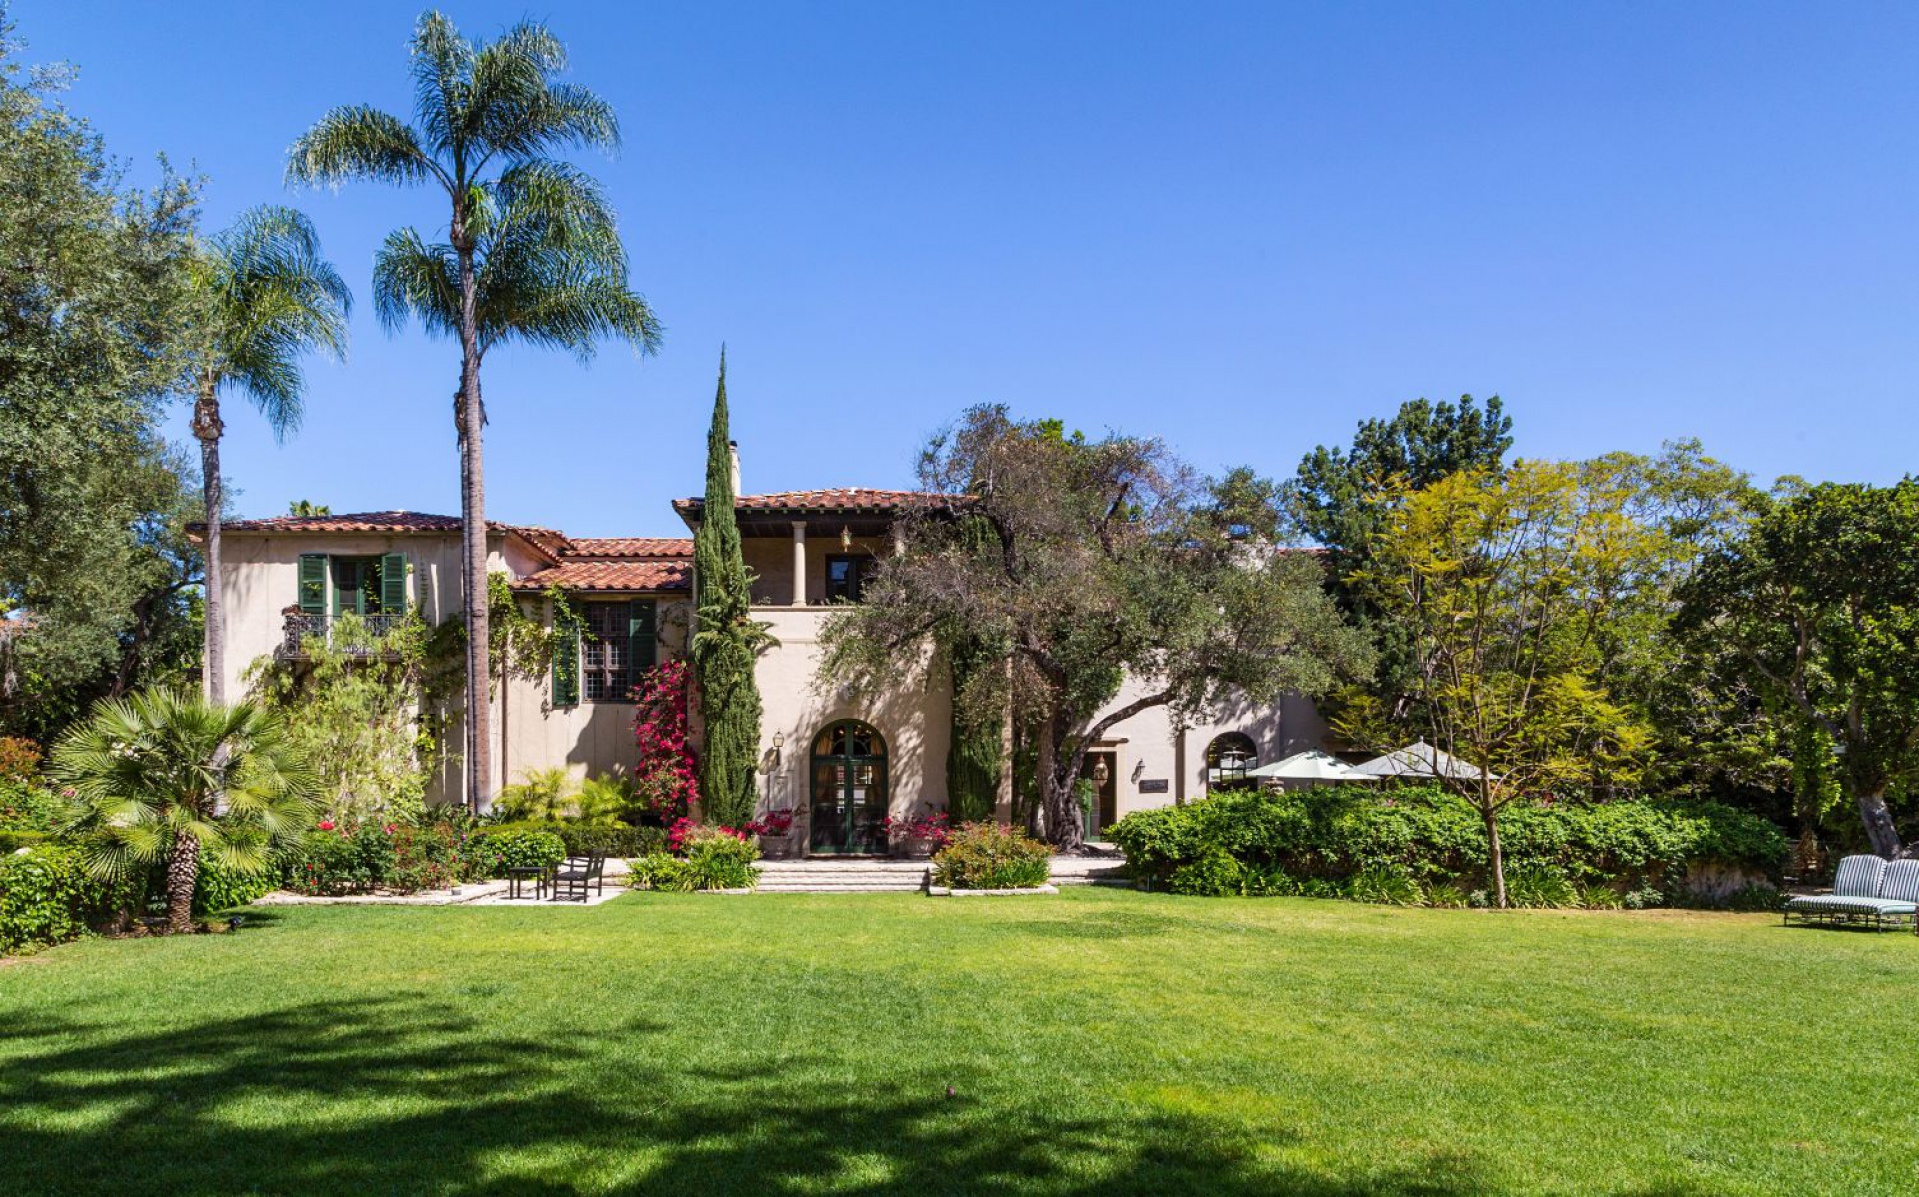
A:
1 993 1499 1196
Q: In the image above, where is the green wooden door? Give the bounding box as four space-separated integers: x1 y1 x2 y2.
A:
809 721 888 855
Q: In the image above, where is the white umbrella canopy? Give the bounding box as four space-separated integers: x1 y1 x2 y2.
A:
1350 740 1493 781
1244 749 1376 783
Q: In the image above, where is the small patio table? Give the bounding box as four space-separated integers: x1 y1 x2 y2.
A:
505 865 548 901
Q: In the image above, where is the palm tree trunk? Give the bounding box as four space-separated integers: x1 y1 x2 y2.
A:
192 380 225 705
456 243 492 812
166 831 201 934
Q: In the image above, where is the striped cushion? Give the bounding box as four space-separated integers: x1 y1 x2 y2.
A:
1878 859 1919 904
1833 854 1887 899
1786 894 1917 915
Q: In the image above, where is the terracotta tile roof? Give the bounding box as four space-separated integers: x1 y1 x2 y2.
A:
564 537 694 558
672 488 962 517
509 560 691 593
202 512 569 564
213 511 468 534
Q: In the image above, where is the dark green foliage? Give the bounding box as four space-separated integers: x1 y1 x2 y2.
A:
691 355 764 827
1679 479 1919 856
1109 785 1789 904
0 28 205 741
463 829 566 877
0 845 140 955
944 633 1004 823
188 858 277 915
0 778 62 832
480 821 661 859
931 823 1052 890
0 830 48 853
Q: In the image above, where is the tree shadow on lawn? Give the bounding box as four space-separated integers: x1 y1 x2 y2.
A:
0 993 1622 1196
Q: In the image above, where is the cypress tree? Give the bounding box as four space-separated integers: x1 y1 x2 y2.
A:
692 351 764 826
945 632 1005 823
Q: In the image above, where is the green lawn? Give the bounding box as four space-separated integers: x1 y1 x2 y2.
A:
1 889 1913 1195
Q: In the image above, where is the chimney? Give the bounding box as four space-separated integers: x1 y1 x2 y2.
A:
728 440 742 497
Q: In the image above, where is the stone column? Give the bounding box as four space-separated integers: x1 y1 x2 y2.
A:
791 522 807 606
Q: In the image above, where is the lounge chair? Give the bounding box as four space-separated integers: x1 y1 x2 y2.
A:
550 850 606 903
1783 855 1919 930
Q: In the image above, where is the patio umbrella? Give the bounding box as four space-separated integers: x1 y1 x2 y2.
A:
1350 740 1493 782
1243 750 1376 784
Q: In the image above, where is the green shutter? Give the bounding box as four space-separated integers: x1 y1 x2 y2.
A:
380 552 407 614
298 554 328 616
551 613 581 707
629 599 658 675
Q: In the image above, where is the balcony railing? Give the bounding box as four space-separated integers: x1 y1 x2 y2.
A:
278 611 407 658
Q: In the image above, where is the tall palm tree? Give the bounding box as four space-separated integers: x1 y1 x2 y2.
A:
191 206 351 705
287 12 661 810
52 688 318 933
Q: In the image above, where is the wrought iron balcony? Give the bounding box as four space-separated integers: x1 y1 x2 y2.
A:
277 611 407 658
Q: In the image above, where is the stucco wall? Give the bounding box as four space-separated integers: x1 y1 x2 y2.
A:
495 595 690 791
749 606 951 830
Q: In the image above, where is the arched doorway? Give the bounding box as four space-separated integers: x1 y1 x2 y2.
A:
810 720 888 854
1206 732 1258 788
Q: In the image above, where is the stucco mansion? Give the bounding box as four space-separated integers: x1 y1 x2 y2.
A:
209 459 1329 854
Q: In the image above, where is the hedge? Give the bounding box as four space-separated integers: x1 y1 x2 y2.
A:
482 820 665 859
1108 785 1789 905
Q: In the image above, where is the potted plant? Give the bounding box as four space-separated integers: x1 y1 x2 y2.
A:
745 808 797 859
882 811 952 858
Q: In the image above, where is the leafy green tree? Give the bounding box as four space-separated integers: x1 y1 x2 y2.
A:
186 206 351 704
286 500 332 517
1678 480 1919 858
1291 395 1514 721
288 11 661 809
821 406 1372 851
691 354 767 827
51 688 317 933
0 20 204 740
1343 462 1661 906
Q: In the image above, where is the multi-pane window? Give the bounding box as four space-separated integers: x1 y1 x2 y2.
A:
825 555 878 603
580 602 631 703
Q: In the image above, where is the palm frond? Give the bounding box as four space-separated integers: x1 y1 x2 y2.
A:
286 105 437 188
372 228 462 340
409 10 473 159
208 205 352 438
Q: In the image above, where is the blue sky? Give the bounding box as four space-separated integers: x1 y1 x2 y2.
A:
20 1 1919 537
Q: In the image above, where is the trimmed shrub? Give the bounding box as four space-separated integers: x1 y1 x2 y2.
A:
0 845 139 955
1109 785 1788 905
1168 849 1243 897
931 822 1051 890
481 820 664 859
465 828 566 878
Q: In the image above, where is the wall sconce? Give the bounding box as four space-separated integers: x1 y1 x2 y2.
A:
839 525 854 551
764 730 785 773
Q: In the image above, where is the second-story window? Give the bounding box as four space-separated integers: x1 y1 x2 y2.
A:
580 602 630 702
825 555 877 603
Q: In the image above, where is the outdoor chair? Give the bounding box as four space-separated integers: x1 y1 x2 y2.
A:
550 850 606 903
1783 855 1919 930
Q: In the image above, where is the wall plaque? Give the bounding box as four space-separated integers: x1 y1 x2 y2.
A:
1137 778 1169 794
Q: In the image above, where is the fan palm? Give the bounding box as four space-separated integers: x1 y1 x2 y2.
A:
287 12 661 810
190 206 351 704
52 688 319 933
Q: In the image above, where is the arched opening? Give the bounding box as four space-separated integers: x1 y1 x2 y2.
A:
809 720 889 854
1205 732 1258 789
